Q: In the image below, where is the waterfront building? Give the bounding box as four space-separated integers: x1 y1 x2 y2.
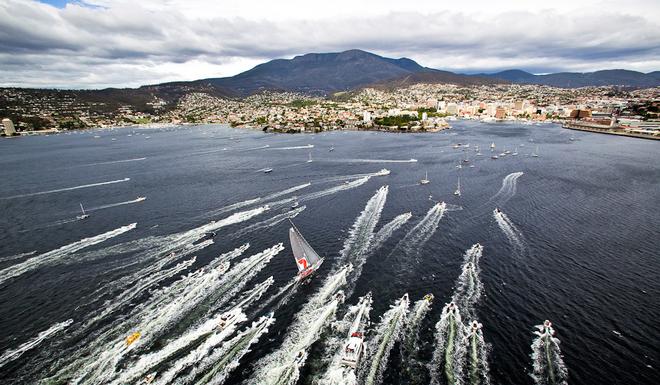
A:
2 118 16 136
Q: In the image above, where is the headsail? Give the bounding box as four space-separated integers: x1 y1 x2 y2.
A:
289 223 322 272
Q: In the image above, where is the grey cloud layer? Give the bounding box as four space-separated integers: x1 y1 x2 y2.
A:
1 0 658 88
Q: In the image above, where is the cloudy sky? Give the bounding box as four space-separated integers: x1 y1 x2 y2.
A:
1 0 659 88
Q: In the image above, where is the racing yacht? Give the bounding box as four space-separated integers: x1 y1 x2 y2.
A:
289 220 325 281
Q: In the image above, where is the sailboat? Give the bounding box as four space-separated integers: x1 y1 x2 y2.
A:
289 220 325 281
531 145 539 157
307 152 313 163
490 142 496 151
454 176 461 196
76 203 89 220
419 171 430 185
512 147 519 156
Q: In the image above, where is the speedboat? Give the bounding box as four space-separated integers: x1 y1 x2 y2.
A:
491 155 498 160
291 200 299 209
495 207 501 214
294 350 307 365
329 146 335 152
263 168 273 173
136 196 146 202
125 331 141 347
140 372 157 384
217 309 240 331
340 332 364 368
423 293 434 303
290 221 325 281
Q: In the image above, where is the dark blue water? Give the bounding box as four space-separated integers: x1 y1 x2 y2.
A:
0 121 658 385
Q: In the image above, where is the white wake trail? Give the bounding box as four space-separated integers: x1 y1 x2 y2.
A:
493 209 526 254
0 250 36 263
371 212 412 251
0 178 131 200
491 172 523 204
86 197 146 212
231 205 306 239
430 303 467 385
465 322 491 385
206 183 309 217
333 158 417 163
248 266 351 385
82 157 146 166
317 293 373 385
0 223 137 286
451 244 484 320
530 322 568 385
393 203 447 260
360 294 410 385
0 319 73 369
177 315 276 385
269 144 314 150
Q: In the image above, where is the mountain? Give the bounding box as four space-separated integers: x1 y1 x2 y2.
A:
178 49 499 96
479 69 660 88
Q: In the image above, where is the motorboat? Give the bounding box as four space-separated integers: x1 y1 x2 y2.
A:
125 331 141 347
340 332 364 368
423 293 434 303
140 372 157 384
263 168 273 173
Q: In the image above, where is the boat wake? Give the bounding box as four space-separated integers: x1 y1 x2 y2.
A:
392 203 447 261
359 293 410 385
451 244 484 320
0 223 137 286
490 172 523 205
317 169 391 184
530 321 568 385
206 183 310 218
0 250 36 263
371 212 412 251
247 266 351 385
401 295 434 384
269 144 314 150
465 322 491 385
86 197 146 212
231 205 306 239
81 157 146 166
334 158 417 163
0 319 73 369
430 303 466 385
493 209 526 254
317 293 373 385
0 177 131 200
176 314 276 385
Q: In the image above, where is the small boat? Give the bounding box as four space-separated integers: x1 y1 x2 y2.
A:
340 331 364 368
491 155 499 160
423 293 434 303
140 372 157 384
531 146 539 158
454 177 461 196
136 196 146 202
76 203 89 220
570 137 575 141
263 168 273 173
125 332 141 347
512 147 518 156
217 309 240 331
419 171 430 185
294 351 307 365
456 164 462 169
291 200 299 209
329 146 335 152
307 152 313 163
290 220 325 281
490 142 496 151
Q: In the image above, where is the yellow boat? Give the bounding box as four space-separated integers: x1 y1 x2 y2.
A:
423 293 434 303
125 332 141 346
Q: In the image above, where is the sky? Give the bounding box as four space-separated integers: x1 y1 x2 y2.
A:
0 0 658 89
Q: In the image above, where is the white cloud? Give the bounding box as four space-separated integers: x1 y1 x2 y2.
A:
0 0 658 88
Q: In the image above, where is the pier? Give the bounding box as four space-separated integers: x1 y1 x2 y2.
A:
562 121 660 141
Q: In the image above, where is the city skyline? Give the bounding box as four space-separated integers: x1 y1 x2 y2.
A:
0 0 658 88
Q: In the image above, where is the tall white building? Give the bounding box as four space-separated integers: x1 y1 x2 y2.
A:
363 111 372 122
2 118 16 136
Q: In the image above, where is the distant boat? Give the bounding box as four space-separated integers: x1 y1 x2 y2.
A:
263 168 273 173
290 220 325 281
329 146 335 152
307 152 313 163
531 146 539 158
136 196 146 202
512 147 519 156
454 177 461 196
140 372 157 384
341 331 364 368
291 199 299 209
419 171 430 185
491 155 499 160
490 142 496 151
76 203 89 220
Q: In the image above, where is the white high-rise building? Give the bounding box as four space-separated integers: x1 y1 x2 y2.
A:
2 118 16 136
363 111 372 122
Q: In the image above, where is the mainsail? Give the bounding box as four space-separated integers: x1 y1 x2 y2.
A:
289 223 322 272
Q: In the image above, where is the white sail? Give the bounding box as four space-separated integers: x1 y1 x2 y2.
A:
289 224 322 272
